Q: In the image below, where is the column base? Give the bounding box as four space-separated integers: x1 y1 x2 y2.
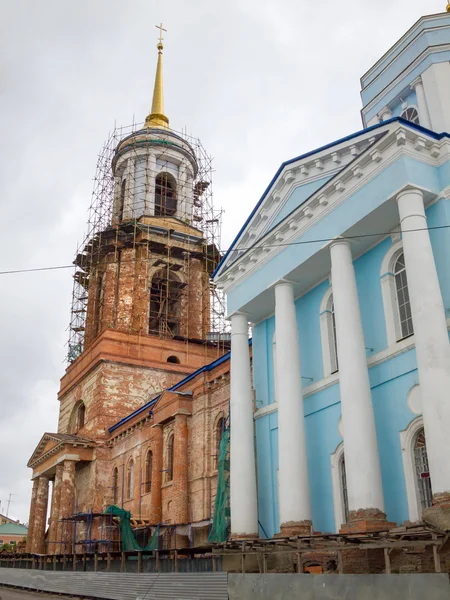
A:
339 509 396 534
229 532 259 541
278 520 313 537
423 491 450 531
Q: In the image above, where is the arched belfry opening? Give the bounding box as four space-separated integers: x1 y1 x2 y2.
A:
149 270 186 337
155 172 177 216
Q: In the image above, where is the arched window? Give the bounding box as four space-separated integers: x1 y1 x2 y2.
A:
330 442 349 531
149 271 184 337
414 428 432 511
380 242 415 346
119 179 126 220
320 288 339 377
155 173 177 217
401 107 420 125
167 355 180 364
394 252 414 340
112 467 119 505
214 416 226 469
126 459 135 500
166 434 174 482
144 450 153 494
77 403 86 430
400 414 433 521
339 454 350 524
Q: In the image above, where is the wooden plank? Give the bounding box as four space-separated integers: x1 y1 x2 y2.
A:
384 548 391 574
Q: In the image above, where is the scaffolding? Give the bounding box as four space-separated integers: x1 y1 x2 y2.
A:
57 510 118 554
67 121 229 363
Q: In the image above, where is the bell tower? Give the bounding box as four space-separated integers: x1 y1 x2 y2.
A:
60 33 225 439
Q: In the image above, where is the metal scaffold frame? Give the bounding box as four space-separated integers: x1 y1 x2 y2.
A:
67 121 228 363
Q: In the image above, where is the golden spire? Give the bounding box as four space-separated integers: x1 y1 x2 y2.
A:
145 24 169 129
447 2 450 11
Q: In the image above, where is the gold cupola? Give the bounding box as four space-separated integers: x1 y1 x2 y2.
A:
145 25 169 129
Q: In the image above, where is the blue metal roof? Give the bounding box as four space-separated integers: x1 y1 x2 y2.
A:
212 117 445 279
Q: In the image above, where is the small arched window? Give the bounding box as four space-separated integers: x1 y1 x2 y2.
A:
214 417 226 470
339 454 349 524
144 450 153 494
155 173 177 217
401 107 420 125
127 459 135 500
394 253 414 340
119 179 126 220
414 428 432 511
167 355 180 364
77 403 86 430
112 467 119 505
166 434 174 482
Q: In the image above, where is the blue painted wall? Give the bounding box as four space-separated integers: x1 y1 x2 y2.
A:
253 198 450 537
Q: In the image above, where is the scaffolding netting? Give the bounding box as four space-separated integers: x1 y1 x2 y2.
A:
105 505 158 551
208 427 230 543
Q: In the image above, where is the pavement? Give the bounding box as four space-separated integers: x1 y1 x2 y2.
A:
0 589 79 600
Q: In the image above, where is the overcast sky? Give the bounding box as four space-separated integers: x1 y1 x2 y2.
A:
0 0 445 523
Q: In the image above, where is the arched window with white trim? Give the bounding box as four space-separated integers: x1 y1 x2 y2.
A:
320 287 338 377
380 241 414 346
394 253 414 340
414 428 432 511
400 414 433 521
330 442 349 531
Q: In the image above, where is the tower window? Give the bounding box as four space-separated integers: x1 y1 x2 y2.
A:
414 428 433 511
119 179 126 220
77 402 86 431
394 253 414 340
149 271 185 337
401 107 420 125
155 172 177 217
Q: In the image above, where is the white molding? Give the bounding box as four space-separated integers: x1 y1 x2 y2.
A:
399 415 424 523
330 442 346 532
380 239 405 346
362 40 450 117
217 123 444 290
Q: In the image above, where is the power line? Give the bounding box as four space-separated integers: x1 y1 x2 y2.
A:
1 223 449 276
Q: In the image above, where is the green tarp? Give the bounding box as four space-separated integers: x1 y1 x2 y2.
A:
105 505 159 551
208 427 230 543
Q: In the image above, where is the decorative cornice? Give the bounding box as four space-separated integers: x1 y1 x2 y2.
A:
219 124 446 293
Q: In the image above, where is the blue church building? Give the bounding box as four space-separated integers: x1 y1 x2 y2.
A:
214 7 450 539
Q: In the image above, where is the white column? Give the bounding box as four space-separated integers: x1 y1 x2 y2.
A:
145 153 156 215
379 107 393 122
229 312 258 537
397 188 450 497
410 76 432 129
274 282 312 528
330 240 385 516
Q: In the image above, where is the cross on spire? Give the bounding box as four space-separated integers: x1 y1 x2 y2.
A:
156 23 167 45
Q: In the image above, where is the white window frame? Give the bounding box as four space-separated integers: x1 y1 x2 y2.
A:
380 240 413 346
320 286 338 377
400 415 425 523
330 442 346 532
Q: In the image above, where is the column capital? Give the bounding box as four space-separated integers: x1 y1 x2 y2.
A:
273 277 296 289
410 76 423 90
395 186 424 203
379 107 393 121
329 236 352 250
